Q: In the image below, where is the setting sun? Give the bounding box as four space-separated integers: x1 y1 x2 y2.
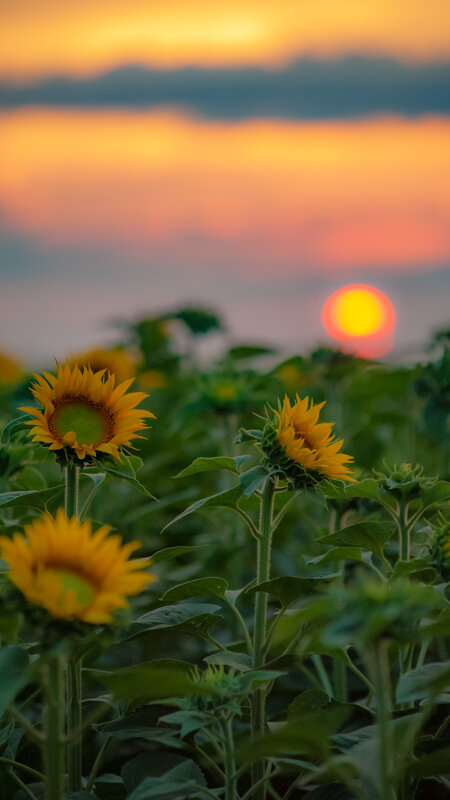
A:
321 284 396 357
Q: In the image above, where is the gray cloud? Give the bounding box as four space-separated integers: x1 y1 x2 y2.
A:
1 57 449 118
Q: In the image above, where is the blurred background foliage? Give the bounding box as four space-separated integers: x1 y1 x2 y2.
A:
0 307 449 799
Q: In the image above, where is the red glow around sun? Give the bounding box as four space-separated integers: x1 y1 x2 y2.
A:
321 284 396 358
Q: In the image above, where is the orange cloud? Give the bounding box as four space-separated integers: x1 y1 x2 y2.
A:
0 110 449 272
1 1 450 81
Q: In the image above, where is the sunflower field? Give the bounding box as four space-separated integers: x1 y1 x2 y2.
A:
0 309 449 800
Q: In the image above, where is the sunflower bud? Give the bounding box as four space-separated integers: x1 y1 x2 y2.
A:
374 462 437 501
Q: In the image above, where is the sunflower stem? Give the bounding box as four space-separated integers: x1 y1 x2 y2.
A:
64 463 79 519
43 653 65 800
251 476 276 800
65 462 83 793
367 640 396 800
398 501 410 562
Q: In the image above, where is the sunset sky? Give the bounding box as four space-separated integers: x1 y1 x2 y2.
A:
1 1 449 363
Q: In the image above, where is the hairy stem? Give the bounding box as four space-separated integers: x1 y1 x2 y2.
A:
65 462 83 793
398 501 410 562
251 477 276 800
43 654 65 800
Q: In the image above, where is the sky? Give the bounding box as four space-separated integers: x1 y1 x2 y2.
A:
0 1 449 364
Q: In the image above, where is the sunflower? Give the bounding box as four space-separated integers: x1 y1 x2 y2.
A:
263 394 355 486
0 349 23 387
70 347 138 384
20 361 155 462
0 509 154 623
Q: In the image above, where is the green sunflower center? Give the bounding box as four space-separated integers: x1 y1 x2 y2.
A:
52 568 94 608
53 400 109 445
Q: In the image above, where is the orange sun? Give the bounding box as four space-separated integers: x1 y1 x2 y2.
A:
321 284 396 358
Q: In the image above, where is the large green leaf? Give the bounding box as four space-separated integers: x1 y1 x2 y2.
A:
407 746 450 777
99 454 156 498
204 650 252 671
309 547 365 567
393 559 438 582
92 659 199 701
288 690 330 718
238 706 350 763
318 520 396 559
234 427 263 444
420 480 450 508
127 760 210 800
0 646 30 714
95 708 183 748
0 484 64 510
125 603 222 641
151 546 205 565
161 577 228 603
245 576 329 608
132 602 221 629
162 485 243 531
174 456 249 478
160 710 211 737
0 415 33 444
396 661 450 703
239 465 269 497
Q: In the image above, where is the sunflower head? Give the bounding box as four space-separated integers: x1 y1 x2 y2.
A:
20 361 155 464
0 509 154 625
70 347 138 384
0 349 23 388
262 394 355 489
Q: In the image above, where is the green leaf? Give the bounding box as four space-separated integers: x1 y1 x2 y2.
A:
162 485 243 531
245 576 328 607
151 546 205 565
393 559 438 582
288 690 330 718
420 480 450 508
0 612 22 643
82 471 106 489
396 661 450 703
92 659 199 701
18 466 47 491
0 646 30 714
407 746 450 777
309 547 365 567
0 485 64 510
126 603 223 641
308 485 328 508
234 427 263 444
204 651 252 672
161 577 228 603
239 465 269 497
305 785 355 800
238 706 350 763
134 603 221 629
121 753 190 792
127 761 210 800
318 520 396 559
95 708 183 748
174 456 249 478
237 669 285 692
160 710 211 737
346 479 381 500
100 454 156 499
0 415 33 445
